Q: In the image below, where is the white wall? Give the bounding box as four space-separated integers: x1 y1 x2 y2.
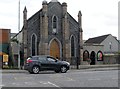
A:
101 34 119 53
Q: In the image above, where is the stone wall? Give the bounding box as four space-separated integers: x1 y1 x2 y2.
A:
103 54 119 64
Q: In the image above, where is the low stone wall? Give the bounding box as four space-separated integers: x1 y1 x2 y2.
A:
103 54 119 64
70 64 119 69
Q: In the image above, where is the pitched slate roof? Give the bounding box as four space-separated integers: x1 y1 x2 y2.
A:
85 34 110 44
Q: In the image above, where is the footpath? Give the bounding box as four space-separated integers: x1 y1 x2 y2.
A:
1 64 119 73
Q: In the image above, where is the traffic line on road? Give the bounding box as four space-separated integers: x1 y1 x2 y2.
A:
39 81 49 85
24 82 37 85
12 82 22 86
0 84 4 87
88 78 101 81
65 77 75 81
14 77 32 80
48 81 62 89
39 81 62 89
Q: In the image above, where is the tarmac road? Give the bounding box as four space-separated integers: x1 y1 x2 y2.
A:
1 68 119 88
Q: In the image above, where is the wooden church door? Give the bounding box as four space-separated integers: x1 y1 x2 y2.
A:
50 40 60 59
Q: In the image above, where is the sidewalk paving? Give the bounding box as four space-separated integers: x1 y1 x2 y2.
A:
70 64 119 69
1 64 119 73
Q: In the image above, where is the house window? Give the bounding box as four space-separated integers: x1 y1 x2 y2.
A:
52 16 57 33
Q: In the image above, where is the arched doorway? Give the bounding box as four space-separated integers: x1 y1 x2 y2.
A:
50 39 60 59
90 51 96 65
97 51 103 61
83 50 89 61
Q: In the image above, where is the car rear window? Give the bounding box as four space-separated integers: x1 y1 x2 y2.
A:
31 56 38 60
38 56 47 61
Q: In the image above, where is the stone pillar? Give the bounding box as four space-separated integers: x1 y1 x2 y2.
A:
62 2 70 62
23 6 28 64
62 2 67 16
39 1 49 55
78 11 83 64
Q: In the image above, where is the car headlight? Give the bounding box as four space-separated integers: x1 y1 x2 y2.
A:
66 62 70 66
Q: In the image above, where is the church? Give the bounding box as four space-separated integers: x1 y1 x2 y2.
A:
22 0 83 65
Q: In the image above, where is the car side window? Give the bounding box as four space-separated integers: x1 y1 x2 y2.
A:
38 57 47 62
32 57 38 60
47 57 56 62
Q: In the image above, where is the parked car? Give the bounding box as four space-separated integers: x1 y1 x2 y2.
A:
24 55 70 74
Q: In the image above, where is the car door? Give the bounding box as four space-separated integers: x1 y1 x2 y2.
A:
38 56 49 70
46 56 57 70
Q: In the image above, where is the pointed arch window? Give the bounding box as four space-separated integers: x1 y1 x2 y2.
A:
31 34 37 56
71 36 75 57
52 16 58 33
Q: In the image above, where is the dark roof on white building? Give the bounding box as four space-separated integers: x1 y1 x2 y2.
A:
85 34 110 44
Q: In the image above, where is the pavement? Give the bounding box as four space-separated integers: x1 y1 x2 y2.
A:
71 64 119 69
1 64 119 73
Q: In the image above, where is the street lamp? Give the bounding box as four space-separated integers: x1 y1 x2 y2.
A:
17 0 21 69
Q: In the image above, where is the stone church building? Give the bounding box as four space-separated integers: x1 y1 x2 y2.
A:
22 0 83 64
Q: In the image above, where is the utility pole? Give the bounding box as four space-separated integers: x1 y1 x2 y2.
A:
18 0 21 69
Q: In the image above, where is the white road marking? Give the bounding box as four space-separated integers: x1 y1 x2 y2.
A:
0 84 4 87
48 81 62 89
78 71 95 74
65 77 75 81
39 81 49 85
12 83 21 86
39 81 62 88
14 77 32 80
24 82 37 85
88 78 101 81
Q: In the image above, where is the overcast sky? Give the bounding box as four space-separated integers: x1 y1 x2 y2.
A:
0 0 119 40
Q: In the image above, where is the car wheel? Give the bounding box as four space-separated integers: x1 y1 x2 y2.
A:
32 66 40 74
60 66 67 73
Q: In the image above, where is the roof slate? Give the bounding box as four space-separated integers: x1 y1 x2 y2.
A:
85 34 110 44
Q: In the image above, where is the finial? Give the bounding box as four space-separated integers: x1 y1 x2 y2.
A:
23 6 27 13
62 2 67 6
42 0 47 5
78 11 82 16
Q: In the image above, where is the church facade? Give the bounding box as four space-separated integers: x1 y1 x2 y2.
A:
22 0 83 64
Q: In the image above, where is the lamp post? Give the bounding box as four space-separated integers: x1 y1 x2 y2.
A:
17 0 21 69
